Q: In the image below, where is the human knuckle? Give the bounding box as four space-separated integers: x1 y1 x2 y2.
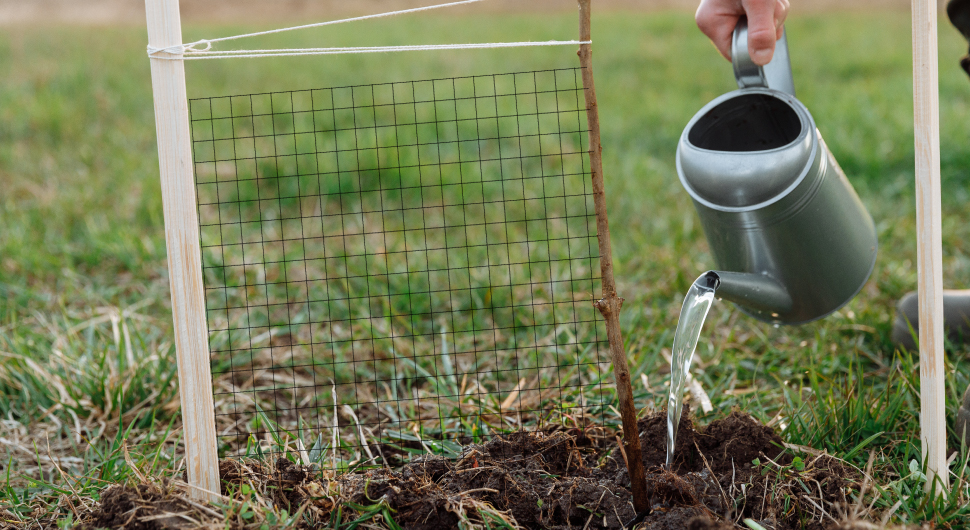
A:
748 27 775 46
695 11 714 30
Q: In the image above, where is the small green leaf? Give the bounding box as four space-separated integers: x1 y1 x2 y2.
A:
309 433 326 464
843 431 884 462
744 519 768 530
57 513 74 529
751 458 761 467
792 456 805 471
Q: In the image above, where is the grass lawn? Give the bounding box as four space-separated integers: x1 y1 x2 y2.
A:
3 8 970 528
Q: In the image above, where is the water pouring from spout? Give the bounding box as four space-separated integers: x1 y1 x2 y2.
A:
665 270 794 467
666 272 719 467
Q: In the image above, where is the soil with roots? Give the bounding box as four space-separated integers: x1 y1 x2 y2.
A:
80 409 858 529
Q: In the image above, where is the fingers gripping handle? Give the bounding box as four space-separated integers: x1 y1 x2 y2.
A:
731 17 796 96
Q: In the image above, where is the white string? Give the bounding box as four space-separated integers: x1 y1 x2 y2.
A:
150 41 590 60
146 0 588 60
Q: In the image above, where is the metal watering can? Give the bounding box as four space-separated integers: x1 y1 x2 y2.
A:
675 20 877 324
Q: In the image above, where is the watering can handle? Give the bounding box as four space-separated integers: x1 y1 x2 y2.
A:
731 17 796 97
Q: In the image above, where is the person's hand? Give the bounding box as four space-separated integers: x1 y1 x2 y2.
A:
696 0 790 66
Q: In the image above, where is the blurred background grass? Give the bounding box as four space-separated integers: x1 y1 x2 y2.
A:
3 7 970 525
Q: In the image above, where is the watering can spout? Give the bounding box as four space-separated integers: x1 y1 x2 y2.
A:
709 271 793 318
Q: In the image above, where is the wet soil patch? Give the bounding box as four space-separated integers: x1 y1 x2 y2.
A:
80 410 858 529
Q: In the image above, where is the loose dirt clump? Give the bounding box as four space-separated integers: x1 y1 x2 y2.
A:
79 410 859 529
698 411 788 474
326 431 637 529
81 482 223 530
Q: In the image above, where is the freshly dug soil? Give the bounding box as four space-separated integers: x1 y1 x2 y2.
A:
82 483 223 530
80 409 858 529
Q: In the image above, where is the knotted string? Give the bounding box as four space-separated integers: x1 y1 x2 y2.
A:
146 0 587 60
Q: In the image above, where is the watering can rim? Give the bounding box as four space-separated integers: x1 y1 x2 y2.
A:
675 86 819 214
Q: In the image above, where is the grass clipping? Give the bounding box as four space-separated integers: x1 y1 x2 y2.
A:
72 408 863 530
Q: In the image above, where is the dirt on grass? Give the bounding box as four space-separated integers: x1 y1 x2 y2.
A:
79 409 859 530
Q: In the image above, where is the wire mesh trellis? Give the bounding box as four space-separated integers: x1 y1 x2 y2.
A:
189 67 614 469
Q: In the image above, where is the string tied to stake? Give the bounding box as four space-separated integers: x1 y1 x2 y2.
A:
145 0 588 60
147 39 212 58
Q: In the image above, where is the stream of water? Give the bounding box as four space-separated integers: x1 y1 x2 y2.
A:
666 271 719 467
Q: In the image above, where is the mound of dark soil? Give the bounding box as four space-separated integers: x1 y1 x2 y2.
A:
82 482 223 530
303 431 638 529
596 407 851 530
80 409 857 530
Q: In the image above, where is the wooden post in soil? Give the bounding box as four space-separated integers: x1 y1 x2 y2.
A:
911 0 948 494
578 0 651 514
145 0 221 502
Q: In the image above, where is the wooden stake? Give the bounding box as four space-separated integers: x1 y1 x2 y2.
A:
145 0 221 502
911 0 948 494
578 0 650 514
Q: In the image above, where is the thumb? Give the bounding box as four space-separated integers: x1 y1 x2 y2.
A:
743 0 778 65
